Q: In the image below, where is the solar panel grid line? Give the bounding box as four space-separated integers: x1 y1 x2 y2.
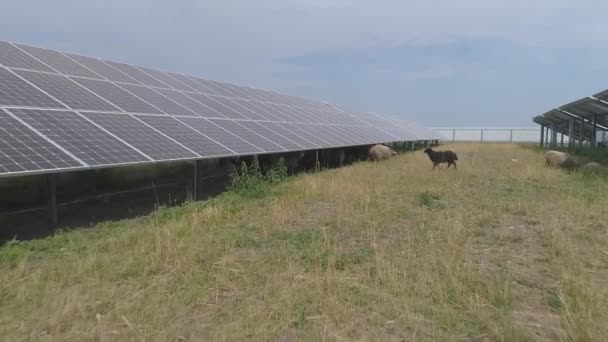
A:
237 121 305 150
228 119 290 152
0 41 55 72
184 75 223 95
10 43 66 75
280 123 330 147
66 53 142 84
134 115 237 157
281 105 317 123
176 117 263 154
262 122 319 149
14 69 123 112
2 108 88 166
14 43 104 79
250 101 293 122
242 100 284 121
165 72 214 94
70 77 163 114
115 83 200 117
188 93 248 120
71 111 155 161
298 124 341 146
7 108 152 166
0 67 66 109
153 88 225 119
193 78 234 97
136 67 195 92
102 60 170 88
331 106 402 141
214 97 268 121
219 83 256 100
129 114 204 158
316 125 359 146
210 119 286 153
82 112 197 161
0 109 87 175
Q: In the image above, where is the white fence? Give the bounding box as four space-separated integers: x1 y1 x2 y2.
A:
432 127 544 143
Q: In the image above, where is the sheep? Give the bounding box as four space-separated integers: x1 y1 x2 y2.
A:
423 147 458 169
545 150 578 169
368 144 397 161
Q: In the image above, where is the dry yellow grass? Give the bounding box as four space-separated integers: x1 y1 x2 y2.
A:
1 143 608 341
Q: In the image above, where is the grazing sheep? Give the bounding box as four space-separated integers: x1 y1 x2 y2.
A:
423 147 458 169
368 144 397 161
545 150 578 169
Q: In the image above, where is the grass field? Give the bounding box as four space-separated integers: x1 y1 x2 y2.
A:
1 143 607 341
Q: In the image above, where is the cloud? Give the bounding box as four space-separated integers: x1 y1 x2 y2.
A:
2 0 608 125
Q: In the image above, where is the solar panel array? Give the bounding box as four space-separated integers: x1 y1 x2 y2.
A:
0 40 433 177
534 91 608 140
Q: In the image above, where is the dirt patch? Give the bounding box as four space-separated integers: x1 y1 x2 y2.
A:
472 214 565 340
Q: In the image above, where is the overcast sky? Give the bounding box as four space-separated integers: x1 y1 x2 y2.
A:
3 1 608 127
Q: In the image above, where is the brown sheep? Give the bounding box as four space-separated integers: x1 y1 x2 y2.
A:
423 147 458 169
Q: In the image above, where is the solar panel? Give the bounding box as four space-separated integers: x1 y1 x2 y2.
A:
103 60 169 88
242 100 283 121
138 67 196 92
65 53 141 84
15 44 101 78
7 108 150 166
210 96 265 120
15 70 120 111
71 77 163 114
262 122 318 149
118 83 198 117
0 108 82 174
182 75 221 95
0 67 65 108
136 115 234 157
185 93 248 119
153 88 221 118
280 123 329 147
176 117 262 154
0 40 436 178
237 121 303 150
209 119 285 152
192 78 233 97
82 112 197 160
0 41 55 72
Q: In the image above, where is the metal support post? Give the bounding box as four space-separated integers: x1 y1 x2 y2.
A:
560 124 565 147
193 160 199 201
550 123 556 147
480 129 484 143
568 118 574 148
47 174 58 228
540 125 545 147
452 129 456 143
509 129 513 143
593 113 598 148
579 116 584 148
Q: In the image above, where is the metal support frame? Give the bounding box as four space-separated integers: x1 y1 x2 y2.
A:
193 160 199 201
550 123 556 147
592 113 598 148
509 129 513 143
540 125 545 146
579 116 584 148
46 174 58 227
560 124 565 147
568 118 574 148
480 129 484 142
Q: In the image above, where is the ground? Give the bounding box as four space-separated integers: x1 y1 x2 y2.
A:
1 143 607 341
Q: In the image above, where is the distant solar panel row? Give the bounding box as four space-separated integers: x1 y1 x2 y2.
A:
0 40 434 177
